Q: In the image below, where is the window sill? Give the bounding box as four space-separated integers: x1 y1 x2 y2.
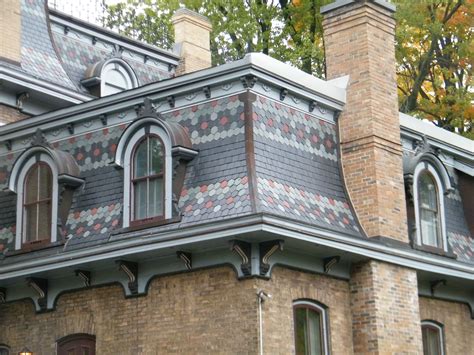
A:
114 215 182 235
4 240 65 257
412 243 457 259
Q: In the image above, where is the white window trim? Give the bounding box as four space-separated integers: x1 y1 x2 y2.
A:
421 320 445 355
120 125 172 228
100 59 138 96
14 153 59 250
293 300 330 355
413 162 447 251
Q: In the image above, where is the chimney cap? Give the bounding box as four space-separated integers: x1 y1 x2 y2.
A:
321 0 395 14
171 8 211 27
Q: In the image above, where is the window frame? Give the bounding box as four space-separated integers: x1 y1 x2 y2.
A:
0 344 10 355
120 123 173 228
413 162 447 252
421 320 445 355
293 300 330 355
130 134 166 225
14 153 59 250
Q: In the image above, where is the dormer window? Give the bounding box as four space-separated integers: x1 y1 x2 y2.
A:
8 142 83 251
24 162 52 244
132 135 165 223
82 58 138 97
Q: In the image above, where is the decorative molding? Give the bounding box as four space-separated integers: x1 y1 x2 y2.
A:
262 83 271 92
16 92 29 111
323 255 340 273
203 85 211 99
5 140 12 151
240 75 257 89
167 95 175 108
177 251 192 270
116 260 138 295
279 88 288 101
0 287 6 303
230 240 252 276
30 128 48 146
221 83 233 91
309 100 316 112
259 240 284 275
291 96 300 104
99 114 108 126
185 93 197 101
75 269 91 287
26 277 48 310
430 279 447 296
67 123 75 135
82 120 93 128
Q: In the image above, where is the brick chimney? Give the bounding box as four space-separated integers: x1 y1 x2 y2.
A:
322 0 408 243
172 9 212 75
0 0 22 65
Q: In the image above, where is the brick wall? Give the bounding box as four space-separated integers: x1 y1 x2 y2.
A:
258 266 354 354
0 267 259 354
419 297 474 354
0 0 21 64
0 104 29 125
350 261 423 354
323 0 408 243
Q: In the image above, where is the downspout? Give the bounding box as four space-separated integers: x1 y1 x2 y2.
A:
257 290 272 355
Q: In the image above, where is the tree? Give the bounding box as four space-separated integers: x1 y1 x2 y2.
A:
394 0 473 138
103 0 473 138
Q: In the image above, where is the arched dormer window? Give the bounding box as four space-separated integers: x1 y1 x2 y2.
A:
413 161 449 251
82 58 138 97
421 320 445 355
8 143 83 251
293 300 330 355
115 101 197 229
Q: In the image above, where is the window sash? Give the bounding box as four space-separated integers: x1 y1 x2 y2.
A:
422 324 443 355
418 172 442 248
294 304 325 355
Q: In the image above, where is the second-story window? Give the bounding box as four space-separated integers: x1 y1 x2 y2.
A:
421 321 445 355
293 300 330 355
23 162 52 244
132 135 165 223
418 171 441 247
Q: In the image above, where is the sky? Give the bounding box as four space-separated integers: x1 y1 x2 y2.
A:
49 0 120 25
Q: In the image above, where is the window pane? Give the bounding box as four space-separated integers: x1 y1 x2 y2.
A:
37 201 52 240
308 309 322 355
295 308 307 355
25 164 39 203
38 164 52 199
25 204 38 242
134 180 147 220
134 140 148 178
422 326 441 355
418 173 440 247
149 177 163 217
419 174 437 210
149 137 164 175
420 209 439 246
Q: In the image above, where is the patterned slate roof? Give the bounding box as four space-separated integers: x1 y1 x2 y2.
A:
252 95 361 235
20 0 77 90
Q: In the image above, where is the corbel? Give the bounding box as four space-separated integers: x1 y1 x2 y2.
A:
134 103 143 115
168 63 174 72
5 140 12 151
203 85 211 99
177 251 192 270
323 256 340 273
26 277 48 310
67 123 74 135
334 111 341 122
259 240 284 275
99 114 108 126
116 260 138 295
240 75 257 89
279 88 288 101
30 128 48 146
309 100 316 112
430 279 446 296
144 54 150 63
75 269 91 287
0 287 6 303
64 25 70 35
92 36 98 45
16 92 29 111
230 240 252 276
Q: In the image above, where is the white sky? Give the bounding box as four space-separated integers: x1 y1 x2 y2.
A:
49 0 120 25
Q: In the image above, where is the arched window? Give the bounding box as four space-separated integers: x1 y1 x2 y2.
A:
132 135 165 223
413 162 447 251
57 333 96 355
421 321 445 355
101 60 137 96
0 344 10 355
293 300 330 355
23 162 52 244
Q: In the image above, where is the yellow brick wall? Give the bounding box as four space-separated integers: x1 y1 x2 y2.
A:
419 297 474 354
0 104 29 125
0 0 22 64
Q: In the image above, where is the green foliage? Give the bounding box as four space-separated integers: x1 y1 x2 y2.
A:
103 0 473 138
